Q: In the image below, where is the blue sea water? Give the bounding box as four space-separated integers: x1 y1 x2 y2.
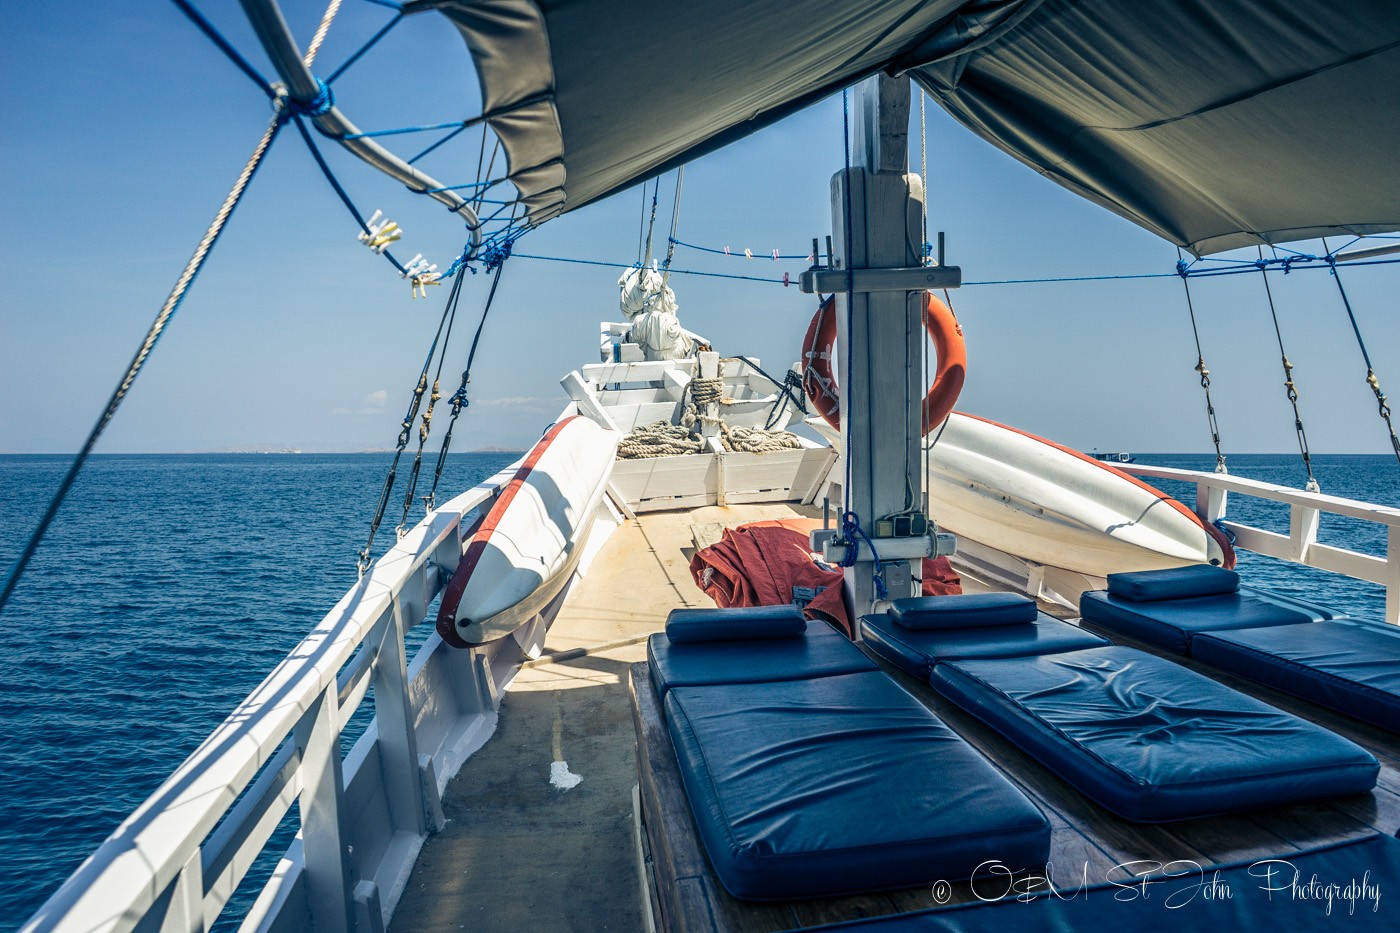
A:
0 451 1395 928
0 453 516 929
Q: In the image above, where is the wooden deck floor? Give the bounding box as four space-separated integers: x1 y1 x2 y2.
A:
392 501 1396 932
631 567 1400 932
391 502 818 933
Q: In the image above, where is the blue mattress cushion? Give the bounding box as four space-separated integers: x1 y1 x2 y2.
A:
929 645 1378 822
1106 565 1240 602
1193 618 1400 733
1079 586 1340 655
665 670 1052 900
665 604 806 643
888 593 1038 629
797 833 1400 931
860 612 1108 679
648 619 876 699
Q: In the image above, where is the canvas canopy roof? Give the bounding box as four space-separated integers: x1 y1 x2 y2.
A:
415 0 1400 255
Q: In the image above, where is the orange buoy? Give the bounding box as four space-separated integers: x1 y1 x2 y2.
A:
801 292 966 433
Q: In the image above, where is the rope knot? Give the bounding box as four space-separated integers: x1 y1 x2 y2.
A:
285 78 335 118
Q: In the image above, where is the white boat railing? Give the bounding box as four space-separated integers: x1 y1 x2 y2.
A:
1118 464 1400 624
23 473 515 933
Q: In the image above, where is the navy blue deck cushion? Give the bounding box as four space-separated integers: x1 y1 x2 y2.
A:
1193 619 1400 733
665 670 1052 900
930 645 1378 822
860 612 1108 679
799 833 1400 931
1079 586 1339 655
888 593 1038 629
1106 565 1240 602
664 604 805 643
648 619 875 699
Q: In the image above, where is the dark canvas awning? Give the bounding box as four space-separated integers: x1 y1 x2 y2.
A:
415 0 1400 255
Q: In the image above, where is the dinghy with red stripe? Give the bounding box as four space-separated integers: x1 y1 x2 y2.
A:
437 416 620 647
925 412 1234 576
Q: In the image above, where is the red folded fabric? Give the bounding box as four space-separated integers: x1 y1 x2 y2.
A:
689 519 961 637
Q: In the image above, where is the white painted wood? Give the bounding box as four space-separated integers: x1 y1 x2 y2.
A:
294 685 353 933
581 360 695 385
373 599 428 839
560 371 622 433
1126 464 1400 527
1388 526 1400 624
1289 504 1321 563
697 352 722 441
1121 464 1400 625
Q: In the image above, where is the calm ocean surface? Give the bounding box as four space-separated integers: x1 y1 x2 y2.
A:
0 451 1396 927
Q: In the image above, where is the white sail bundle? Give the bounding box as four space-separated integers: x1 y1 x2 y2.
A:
617 266 703 360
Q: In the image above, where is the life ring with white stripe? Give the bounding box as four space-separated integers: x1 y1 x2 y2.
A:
801 292 966 433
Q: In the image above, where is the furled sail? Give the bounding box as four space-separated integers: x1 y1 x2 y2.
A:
418 0 1400 255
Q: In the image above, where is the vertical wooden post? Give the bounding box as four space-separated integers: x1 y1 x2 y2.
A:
1387 525 1399 625
295 686 354 933
374 597 428 837
1288 504 1320 563
697 351 722 442
832 75 924 612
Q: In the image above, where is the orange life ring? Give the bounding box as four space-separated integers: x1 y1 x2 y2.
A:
801 292 966 433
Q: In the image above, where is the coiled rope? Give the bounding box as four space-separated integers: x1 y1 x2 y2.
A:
617 421 706 459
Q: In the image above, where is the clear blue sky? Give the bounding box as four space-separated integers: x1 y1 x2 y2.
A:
2 1 1396 456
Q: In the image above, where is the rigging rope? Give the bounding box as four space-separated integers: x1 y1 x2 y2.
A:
1256 248 1320 491
641 180 661 269
0 115 285 615
919 89 929 263
358 267 468 574
661 167 685 287
303 0 344 66
425 262 507 510
1177 248 1228 474
169 0 275 97
1321 237 1400 465
395 265 468 535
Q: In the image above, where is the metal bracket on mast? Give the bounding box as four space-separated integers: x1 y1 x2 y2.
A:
799 265 961 294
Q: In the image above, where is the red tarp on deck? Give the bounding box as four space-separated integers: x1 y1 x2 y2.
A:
689 519 960 636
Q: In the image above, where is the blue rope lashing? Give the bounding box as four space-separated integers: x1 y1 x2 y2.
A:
480 236 515 272
838 512 888 600
1213 519 1238 546
287 78 335 118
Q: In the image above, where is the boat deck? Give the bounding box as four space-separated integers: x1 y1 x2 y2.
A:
391 502 818 932
393 504 1399 932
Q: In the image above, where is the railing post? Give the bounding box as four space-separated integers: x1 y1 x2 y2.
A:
1387 526 1399 625
1288 504 1320 564
294 685 354 933
1195 480 1228 524
374 596 429 838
